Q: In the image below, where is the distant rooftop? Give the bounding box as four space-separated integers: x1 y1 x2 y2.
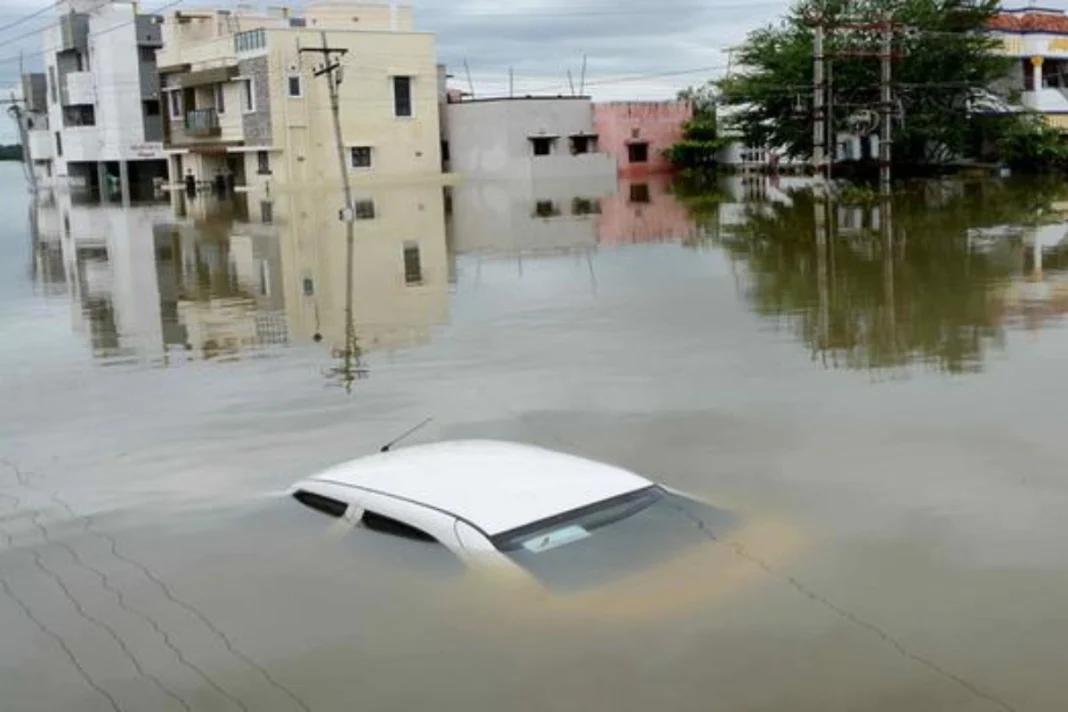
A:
988 8 1068 34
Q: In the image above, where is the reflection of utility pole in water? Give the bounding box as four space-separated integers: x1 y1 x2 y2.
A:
881 186 895 338
302 34 362 392
814 192 831 353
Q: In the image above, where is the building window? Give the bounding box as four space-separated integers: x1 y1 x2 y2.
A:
168 91 182 119
48 66 57 104
55 131 63 157
530 137 554 156
627 142 649 164
144 99 160 116
302 277 314 296
63 105 96 127
393 76 412 117
287 75 302 98
350 146 372 169
355 199 375 220
139 46 155 63
629 183 650 204
403 241 422 285
260 200 273 224
257 150 270 174
441 140 450 162
570 135 596 154
214 83 225 114
239 78 255 113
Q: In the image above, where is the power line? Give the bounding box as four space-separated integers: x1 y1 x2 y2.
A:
0 1 62 37
0 0 184 69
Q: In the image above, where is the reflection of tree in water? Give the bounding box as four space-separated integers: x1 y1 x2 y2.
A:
704 180 1068 374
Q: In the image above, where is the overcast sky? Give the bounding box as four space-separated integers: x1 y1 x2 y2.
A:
0 0 792 143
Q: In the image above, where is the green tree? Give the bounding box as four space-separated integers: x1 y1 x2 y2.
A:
666 113 726 170
715 0 1010 167
0 144 23 161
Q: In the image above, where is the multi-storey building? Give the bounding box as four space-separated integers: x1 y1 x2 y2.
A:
155 3 443 208
29 0 168 200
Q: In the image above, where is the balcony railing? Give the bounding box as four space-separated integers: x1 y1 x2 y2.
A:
185 108 221 138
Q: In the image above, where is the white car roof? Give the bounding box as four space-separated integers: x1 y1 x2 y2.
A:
301 440 652 536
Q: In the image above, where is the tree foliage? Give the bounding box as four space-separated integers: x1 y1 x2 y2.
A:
0 144 23 161
714 0 1011 166
666 114 727 169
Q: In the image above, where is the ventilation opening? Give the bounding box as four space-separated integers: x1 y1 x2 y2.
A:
361 510 437 542
293 490 348 518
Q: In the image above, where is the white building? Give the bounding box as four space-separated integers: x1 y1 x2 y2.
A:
444 96 616 180
29 0 168 200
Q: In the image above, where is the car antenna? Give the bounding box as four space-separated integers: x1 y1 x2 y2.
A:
380 417 434 452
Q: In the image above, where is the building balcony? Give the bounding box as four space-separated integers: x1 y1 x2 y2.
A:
64 71 96 106
185 108 221 138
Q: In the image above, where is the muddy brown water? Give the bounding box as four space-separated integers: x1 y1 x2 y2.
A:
3 163 1068 710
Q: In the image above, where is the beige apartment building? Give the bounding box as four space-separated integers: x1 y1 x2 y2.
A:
156 2 443 217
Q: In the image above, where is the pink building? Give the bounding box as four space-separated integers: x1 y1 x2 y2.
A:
593 100 693 178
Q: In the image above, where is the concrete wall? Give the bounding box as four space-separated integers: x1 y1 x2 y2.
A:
593 100 692 178
445 97 616 180
267 27 442 187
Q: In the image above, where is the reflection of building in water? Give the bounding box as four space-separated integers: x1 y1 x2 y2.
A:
153 211 286 360
34 190 174 362
276 184 449 359
449 175 615 256
29 193 67 290
988 220 1068 332
597 176 697 245
33 188 286 364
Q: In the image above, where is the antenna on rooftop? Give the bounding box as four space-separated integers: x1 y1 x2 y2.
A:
463 59 475 99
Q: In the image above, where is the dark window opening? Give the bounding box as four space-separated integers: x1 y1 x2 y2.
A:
63 105 96 127
287 75 302 97
628 142 649 164
393 76 412 117
257 150 270 174
144 99 160 116
260 201 273 224
293 490 348 518
55 131 63 157
48 67 57 104
361 510 437 542
629 183 651 203
355 199 375 219
302 277 314 296
570 135 596 154
441 140 450 162
350 146 372 168
403 241 422 285
139 46 155 63
531 137 554 156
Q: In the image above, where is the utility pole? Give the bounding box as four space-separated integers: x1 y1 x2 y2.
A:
813 19 826 181
879 15 893 195
300 33 357 391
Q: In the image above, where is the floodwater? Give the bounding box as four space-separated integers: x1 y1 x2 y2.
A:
3 160 1068 711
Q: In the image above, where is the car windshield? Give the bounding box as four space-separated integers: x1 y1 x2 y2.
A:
491 486 739 592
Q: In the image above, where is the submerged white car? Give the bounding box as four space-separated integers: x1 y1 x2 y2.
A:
290 440 743 595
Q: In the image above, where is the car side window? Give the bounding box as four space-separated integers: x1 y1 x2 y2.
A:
361 510 438 543
293 490 348 518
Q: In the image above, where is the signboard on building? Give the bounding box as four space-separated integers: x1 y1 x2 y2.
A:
130 142 165 159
